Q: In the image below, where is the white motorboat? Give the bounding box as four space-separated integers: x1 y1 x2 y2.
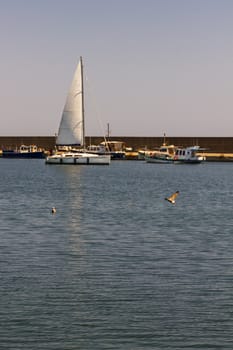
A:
173 146 206 164
46 57 111 165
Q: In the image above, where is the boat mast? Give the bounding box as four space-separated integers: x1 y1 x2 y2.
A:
163 132 166 146
107 123 110 138
80 56 85 149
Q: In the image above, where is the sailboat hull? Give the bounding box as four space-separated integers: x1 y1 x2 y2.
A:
45 153 111 165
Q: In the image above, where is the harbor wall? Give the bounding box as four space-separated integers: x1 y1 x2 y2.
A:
0 136 55 152
88 136 233 153
0 136 233 153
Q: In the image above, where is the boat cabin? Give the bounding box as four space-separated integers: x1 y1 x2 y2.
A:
19 145 39 153
100 141 126 152
87 144 106 153
175 145 200 157
174 146 206 163
158 145 176 155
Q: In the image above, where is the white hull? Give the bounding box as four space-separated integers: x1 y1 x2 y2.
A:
46 152 111 165
145 156 173 164
174 157 205 164
145 145 206 164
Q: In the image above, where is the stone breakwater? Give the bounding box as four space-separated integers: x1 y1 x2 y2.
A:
0 136 233 161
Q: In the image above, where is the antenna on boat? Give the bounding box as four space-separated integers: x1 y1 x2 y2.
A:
102 123 110 152
107 123 110 139
163 132 166 146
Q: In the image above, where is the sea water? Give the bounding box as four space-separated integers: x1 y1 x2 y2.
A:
0 159 232 349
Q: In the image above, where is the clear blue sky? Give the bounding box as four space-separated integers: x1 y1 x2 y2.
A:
1 0 233 137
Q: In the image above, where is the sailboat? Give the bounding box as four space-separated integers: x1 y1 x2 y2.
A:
45 57 111 165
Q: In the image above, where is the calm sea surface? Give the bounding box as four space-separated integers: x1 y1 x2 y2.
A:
0 159 232 349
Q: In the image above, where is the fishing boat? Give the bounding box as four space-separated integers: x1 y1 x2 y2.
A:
86 123 126 159
2 144 45 158
173 146 206 164
102 124 126 159
46 57 111 165
98 141 126 159
145 144 177 164
86 141 125 159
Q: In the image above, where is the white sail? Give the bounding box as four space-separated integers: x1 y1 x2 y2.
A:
56 58 84 146
46 56 111 165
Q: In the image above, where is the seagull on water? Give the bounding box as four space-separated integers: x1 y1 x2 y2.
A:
51 207 57 214
165 191 179 204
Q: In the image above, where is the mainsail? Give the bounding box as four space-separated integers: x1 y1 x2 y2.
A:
56 57 85 146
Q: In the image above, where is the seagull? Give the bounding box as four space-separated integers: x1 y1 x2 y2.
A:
51 207 57 214
165 191 179 204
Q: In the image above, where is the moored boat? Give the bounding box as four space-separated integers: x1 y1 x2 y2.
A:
99 141 126 159
86 141 126 159
145 144 177 164
2 144 45 159
173 146 206 164
46 151 110 165
46 57 111 165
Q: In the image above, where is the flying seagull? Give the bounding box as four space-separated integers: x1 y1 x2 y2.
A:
165 191 179 204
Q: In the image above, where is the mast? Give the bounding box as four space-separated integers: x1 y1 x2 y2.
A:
163 132 166 146
80 56 85 149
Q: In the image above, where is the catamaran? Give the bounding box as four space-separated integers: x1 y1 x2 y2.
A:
46 57 111 165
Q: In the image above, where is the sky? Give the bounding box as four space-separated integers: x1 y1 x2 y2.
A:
1 0 233 137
